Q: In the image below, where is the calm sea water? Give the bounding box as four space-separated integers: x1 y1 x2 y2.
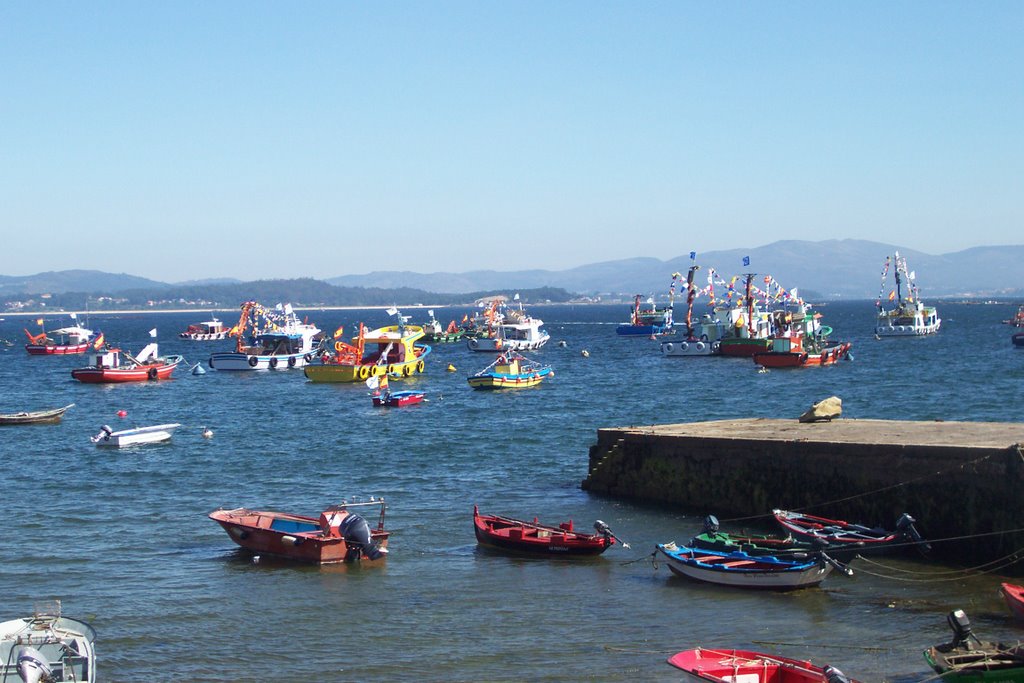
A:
1 301 1022 681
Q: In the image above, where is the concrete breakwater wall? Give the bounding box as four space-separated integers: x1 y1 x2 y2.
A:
582 418 1024 567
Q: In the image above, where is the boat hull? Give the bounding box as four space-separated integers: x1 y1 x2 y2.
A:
617 324 672 336
473 509 613 556
1013 333 1024 348
209 508 389 564
25 342 91 355
655 544 833 590
753 342 852 368
1002 583 1024 621
71 358 182 383
305 357 427 383
717 338 772 357
467 334 550 352
93 423 180 448
209 351 314 371
468 367 551 389
0 404 74 425
179 331 230 341
661 339 719 356
373 391 425 407
668 648 859 682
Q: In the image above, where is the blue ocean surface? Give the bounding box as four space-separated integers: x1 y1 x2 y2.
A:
1 301 1022 681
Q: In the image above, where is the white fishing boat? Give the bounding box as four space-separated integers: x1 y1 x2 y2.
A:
209 302 323 370
91 423 181 448
0 601 96 683
467 297 549 352
179 315 232 341
875 252 941 337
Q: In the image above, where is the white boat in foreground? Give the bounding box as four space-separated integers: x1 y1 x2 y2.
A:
91 423 181 448
0 601 96 683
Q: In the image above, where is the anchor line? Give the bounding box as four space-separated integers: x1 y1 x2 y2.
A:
720 451 998 525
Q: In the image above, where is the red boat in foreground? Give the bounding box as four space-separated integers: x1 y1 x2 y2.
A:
209 499 389 564
71 343 183 383
1001 582 1024 621
753 334 852 369
668 647 857 682
473 505 623 556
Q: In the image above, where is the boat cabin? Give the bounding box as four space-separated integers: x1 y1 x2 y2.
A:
186 320 225 335
90 350 120 369
251 333 305 355
495 356 521 375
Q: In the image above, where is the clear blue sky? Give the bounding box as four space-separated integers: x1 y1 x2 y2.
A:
2 3 1021 283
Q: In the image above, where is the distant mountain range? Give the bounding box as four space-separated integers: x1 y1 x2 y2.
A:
2 241 1021 307
325 240 1024 299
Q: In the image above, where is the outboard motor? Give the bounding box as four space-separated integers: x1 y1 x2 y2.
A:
594 520 630 549
702 515 720 536
812 538 854 576
895 513 931 554
338 512 387 561
16 646 53 683
947 609 978 650
90 425 113 444
823 665 852 683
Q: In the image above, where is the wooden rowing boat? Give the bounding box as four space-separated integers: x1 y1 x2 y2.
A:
473 506 620 556
668 647 858 682
0 404 74 425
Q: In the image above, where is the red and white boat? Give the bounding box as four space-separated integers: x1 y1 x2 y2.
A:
24 324 95 355
71 343 183 383
179 316 233 341
1001 582 1024 621
753 334 852 369
209 500 389 564
668 647 857 682
473 505 622 556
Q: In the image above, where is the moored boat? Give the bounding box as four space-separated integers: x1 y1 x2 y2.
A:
209 302 322 371
772 509 929 557
654 541 849 590
753 336 852 369
716 274 774 357
667 647 857 682
179 315 233 341
372 390 425 407
617 273 679 336
24 320 95 355
0 404 74 426
467 351 552 389
90 423 181 447
1013 332 1024 348
662 264 720 356
1003 306 1024 327
924 609 1024 682
0 601 96 683
71 342 183 383
688 515 814 558
305 310 430 383
473 505 622 556
1001 583 1024 622
209 499 389 564
875 252 941 337
421 310 464 343
466 301 549 351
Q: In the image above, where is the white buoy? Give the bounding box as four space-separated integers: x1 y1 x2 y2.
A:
581 349 590 358
202 427 214 438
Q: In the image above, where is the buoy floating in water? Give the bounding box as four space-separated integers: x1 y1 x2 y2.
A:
446 364 457 372
202 427 214 438
581 350 590 358
557 340 567 348
117 410 128 418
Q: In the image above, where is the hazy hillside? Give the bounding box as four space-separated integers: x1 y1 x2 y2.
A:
0 269 168 296
328 240 1024 299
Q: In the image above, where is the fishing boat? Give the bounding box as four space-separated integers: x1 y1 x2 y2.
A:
90 423 181 447
617 273 679 336
654 542 849 590
661 265 721 356
208 302 322 370
717 274 775 357
688 515 814 558
71 342 183 383
0 601 96 683
466 301 549 351
467 351 552 389
875 252 941 336
473 505 622 556
1001 583 1024 622
421 310 464 343
179 315 233 341
24 319 95 355
369 374 426 407
752 335 852 369
0 404 74 426
924 609 1024 682
772 509 929 557
667 647 857 682
1003 306 1024 328
305 309 431 383
209 499 389 564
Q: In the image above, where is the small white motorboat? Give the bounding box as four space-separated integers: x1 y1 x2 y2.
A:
91 423 181 448
0 601 96 682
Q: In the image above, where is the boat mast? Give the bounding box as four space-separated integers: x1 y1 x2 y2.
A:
744 273 755 337
894 252 903 305
685 266 699 338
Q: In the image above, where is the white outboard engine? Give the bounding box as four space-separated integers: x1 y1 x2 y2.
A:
895 513 931 554
16 646 53 683
90 425 113 444
338 513 386 561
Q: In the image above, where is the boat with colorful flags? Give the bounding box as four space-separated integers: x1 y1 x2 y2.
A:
421 310 464 343
24 315 96 355
875 252 941 337
661 263 721 357
304 308 431 383
616 273 679 336
466 296 549 352
208 302 323 371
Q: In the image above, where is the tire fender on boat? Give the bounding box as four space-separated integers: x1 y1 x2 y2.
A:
358 366 370 380
663 343 673 353
696 342 705 351
268 357 278 369
679 342 688 351
387 364 396 375
800 353 809 363
288 356 297 368
417 360 425 373
469 338 478 349
147 367 158 381
248 356 259 367
304 353 312 363
403 364 414 377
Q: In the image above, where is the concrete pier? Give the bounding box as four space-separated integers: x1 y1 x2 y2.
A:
582 418 1024 566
